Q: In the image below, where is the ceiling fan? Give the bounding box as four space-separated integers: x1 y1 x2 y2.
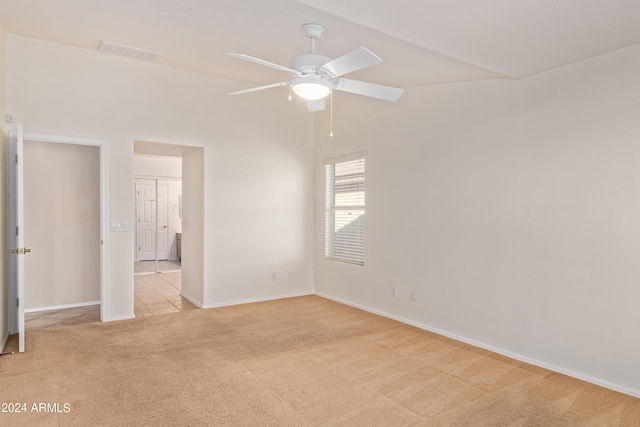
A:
228 23 404 112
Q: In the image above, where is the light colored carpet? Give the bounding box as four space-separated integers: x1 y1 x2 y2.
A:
1 295 639 426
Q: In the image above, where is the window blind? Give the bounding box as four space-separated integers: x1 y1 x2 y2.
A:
325 156 365 265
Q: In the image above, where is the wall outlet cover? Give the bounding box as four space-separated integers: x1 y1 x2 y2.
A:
111 221 127 232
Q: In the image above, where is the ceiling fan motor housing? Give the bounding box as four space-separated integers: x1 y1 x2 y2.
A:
290 53 333 77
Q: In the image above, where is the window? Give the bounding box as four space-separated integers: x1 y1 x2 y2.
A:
325 154 365 265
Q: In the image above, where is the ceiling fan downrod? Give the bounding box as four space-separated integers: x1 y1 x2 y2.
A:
303 23 325 54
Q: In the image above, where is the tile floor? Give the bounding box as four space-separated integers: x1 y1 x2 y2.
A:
134 272 198 317
134 260 181 274
23 272 196 331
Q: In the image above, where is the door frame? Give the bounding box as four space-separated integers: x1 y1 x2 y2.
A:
9 131 109 331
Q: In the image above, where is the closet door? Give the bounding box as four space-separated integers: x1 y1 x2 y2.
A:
136 180 156 261
155 182 169 261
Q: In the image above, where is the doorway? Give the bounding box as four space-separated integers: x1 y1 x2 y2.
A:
8 129 108 352
132 140 205 313
24 140 101 306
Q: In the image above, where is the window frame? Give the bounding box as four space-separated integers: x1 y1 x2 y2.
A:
324 153 366 266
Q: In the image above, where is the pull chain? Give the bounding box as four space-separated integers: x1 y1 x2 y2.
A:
329 91 334 137
288 85 292 101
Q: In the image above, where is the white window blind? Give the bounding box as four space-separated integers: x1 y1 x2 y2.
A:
325 156 365 265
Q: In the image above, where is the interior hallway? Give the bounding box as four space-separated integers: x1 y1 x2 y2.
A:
134 271 197 316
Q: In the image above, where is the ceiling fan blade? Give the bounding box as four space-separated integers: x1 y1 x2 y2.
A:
321 47 381 77
228 53 299 75
307 99 326 112
228 81 289 96
333 78 404 102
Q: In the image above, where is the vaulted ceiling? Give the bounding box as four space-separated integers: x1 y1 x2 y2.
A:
1 0 639 89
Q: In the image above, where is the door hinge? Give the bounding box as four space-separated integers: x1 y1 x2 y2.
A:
15 226 19 236
17 298 19 307
15 154 18 164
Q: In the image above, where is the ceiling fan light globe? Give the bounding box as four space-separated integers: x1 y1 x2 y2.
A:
291 77 333 101
292 83 331 100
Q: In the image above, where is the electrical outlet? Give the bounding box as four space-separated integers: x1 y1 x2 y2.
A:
410 290 416 302
271 272 277 281
392 286 398 297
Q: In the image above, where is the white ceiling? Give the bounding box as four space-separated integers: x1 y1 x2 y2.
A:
1 0 639 89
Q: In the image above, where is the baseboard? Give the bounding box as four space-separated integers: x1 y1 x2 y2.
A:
0 330 9 354
180 292 204 309
24 301 101 313
314 292 640 400
105 314 136 322
203 292 314 309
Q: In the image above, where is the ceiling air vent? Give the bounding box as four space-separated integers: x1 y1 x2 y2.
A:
97 41 162 61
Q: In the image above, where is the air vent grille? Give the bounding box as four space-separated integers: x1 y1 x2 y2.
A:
97 41 162 61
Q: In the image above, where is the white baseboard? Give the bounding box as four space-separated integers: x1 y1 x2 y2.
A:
105 314 136 322
180 292 204 308
203 292 313 309
1 330 9 354
314 292 640 400
24 301 100 313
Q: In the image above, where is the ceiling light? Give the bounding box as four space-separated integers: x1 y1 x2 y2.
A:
291 77 332 100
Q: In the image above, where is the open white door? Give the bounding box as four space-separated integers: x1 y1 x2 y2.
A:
8 125 27 352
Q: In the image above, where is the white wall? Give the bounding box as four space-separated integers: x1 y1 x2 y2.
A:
6 34 315 319
133 155 181 179
23 140 100 309
182 149 204 305
315 43 640 397
0 23 8 349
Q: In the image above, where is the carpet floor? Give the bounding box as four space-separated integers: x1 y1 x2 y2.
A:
0 295 639 426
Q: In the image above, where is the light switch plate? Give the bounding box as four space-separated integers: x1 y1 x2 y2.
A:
111 221 127 232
